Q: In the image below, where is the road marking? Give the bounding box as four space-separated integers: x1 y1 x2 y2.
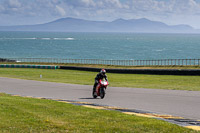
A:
35 97 46 99
148 114 184 119
105 106 122 109
25 96 33 98
185 126 200 131
74 101 92 104
82 105 106 110
52 99 63 101
123 112 157 118
12 95 20 97
57 101 71 104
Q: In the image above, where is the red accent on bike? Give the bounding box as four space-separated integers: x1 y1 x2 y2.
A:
95 79 109 97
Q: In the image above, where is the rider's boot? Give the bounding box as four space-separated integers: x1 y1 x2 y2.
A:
93 86 96 93
93 83 97 93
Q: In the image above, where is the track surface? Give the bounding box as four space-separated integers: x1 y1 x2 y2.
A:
0 77 200 120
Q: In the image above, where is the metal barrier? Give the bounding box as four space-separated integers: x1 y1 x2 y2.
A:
1 58 200 66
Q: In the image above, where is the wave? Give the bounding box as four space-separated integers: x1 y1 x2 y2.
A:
0 37 75 40
53 38 75 40
0 38 37 40
16 38 37 40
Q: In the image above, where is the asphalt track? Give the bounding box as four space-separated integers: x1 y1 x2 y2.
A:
0 77 200 121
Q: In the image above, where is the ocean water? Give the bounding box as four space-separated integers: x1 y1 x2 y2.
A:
0 31 200 60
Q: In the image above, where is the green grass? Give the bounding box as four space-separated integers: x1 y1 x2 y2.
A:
0 93 197 133
0 68 200 91
1 62 200 69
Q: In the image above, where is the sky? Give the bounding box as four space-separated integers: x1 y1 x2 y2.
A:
1 0 200 29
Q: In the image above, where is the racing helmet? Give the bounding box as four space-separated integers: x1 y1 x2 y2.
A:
100 69 106 75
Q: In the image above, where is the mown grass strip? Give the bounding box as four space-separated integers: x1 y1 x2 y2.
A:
0 93 198 133
0 68 200 91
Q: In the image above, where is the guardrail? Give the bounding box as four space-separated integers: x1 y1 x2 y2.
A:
1 58 200 66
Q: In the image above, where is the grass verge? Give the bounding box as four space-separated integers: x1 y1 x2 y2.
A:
0 93 197 133
1 62 200 69
0 68 200 91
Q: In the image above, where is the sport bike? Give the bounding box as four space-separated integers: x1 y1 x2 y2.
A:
93 79 109 99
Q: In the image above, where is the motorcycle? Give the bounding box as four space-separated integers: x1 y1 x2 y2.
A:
93 79 109 99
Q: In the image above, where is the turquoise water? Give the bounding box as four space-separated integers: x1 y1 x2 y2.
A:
0 31 200 60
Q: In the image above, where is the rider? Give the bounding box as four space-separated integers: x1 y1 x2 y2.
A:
93 69 108 93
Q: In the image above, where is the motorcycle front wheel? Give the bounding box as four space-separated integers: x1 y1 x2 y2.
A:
100 87 105 99
92 91 97 99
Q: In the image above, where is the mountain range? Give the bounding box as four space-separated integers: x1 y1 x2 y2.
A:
0 17 199 33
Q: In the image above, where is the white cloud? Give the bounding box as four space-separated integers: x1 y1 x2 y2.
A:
105 0 123 8
52 0 60 4
95 0 127 9
7 0 21 8
1 0 200 28
55 5 66 16
81 0 95 7
0 5 5 12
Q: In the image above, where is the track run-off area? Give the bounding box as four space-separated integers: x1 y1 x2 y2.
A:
0 77 200 131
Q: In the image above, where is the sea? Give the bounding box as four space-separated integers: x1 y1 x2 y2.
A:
0 31 200 60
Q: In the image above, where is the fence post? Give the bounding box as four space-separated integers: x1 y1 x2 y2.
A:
171 59 173 66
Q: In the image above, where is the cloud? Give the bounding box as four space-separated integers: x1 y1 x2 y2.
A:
0 5 5 12
55 5 66 16
1 0 200 28
81 0 96 7
7 0 21 8
1 0 200 17
126 0 200 15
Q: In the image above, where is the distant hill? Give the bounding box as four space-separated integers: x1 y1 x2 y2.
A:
0 17 199 33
